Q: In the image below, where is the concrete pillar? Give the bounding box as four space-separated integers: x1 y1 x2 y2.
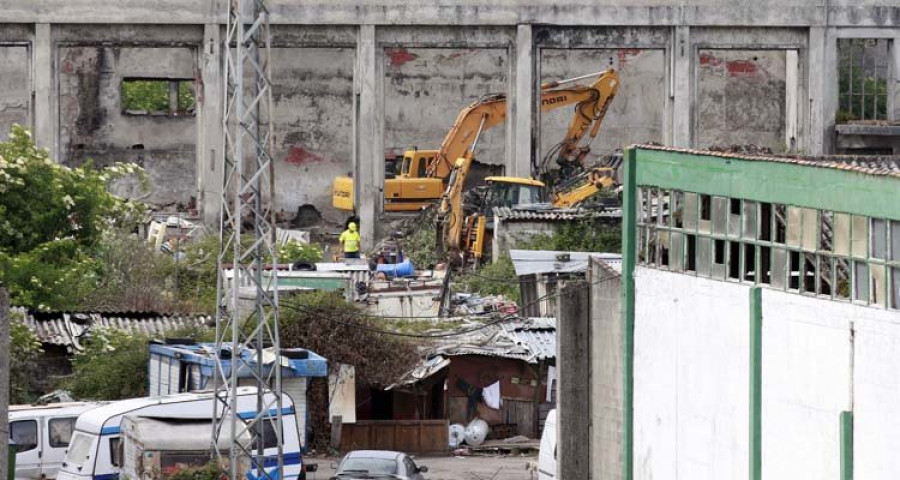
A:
807 27 827 155
785 50 800 152
589 259 624 479
512 24 534 178
356 25 382 248
33 23 56 159
672 26 691 148
890 35 899 123
0 289 9 480
199 24 223 226
558 281 591 480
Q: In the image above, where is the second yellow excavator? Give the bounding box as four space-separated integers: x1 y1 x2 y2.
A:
332 69 620 213
436 69 620 267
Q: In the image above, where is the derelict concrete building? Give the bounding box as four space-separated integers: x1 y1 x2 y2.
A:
0 0 898 243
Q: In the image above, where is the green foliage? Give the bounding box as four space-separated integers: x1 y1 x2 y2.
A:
403 222 439 268
10 311 43 403
0 125 146 309
837 68 888 123
177 81 196 113
121 80 169 113
82 230 181 312
459 254 520 303
276 240 323 264
523 220 621 253
166 462 226 480
62 329 150 400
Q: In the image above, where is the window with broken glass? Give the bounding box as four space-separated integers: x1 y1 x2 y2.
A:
121 78 196 116
637 187 900 310
837 38 890 123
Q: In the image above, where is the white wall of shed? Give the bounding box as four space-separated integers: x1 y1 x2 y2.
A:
633 268 749 480
759 288 851 480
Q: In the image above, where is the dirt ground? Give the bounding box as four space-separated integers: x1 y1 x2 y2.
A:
306 454 538 480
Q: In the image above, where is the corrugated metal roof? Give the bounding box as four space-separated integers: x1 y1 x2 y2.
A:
510 250 622 277
12 307 210 351
502 318 557 361
493 206 622 222
633 144 900 179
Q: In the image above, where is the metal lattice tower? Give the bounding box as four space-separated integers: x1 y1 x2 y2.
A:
212 0 283 479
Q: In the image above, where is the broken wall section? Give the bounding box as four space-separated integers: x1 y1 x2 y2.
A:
58 45 198 210
383 46 510 170
270 46 355 225
696 49 787 150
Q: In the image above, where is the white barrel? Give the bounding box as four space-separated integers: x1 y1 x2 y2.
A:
448 423 466 448
464 418 489 446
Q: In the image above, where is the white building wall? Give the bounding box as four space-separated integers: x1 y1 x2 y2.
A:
634 268 750 480
759 289 852 480
851 304 900 479
634 266 900 480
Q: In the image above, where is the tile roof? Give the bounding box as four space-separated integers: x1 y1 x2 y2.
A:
493 206 622 221
12 307 210 352
633 144 900 179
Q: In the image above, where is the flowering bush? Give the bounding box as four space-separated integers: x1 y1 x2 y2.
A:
0 125 146 309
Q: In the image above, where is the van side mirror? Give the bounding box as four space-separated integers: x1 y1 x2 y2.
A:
304 464 318 473
417 466 428 473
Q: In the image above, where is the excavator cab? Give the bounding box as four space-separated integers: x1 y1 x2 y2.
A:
482 176 547 210
398 150 438 179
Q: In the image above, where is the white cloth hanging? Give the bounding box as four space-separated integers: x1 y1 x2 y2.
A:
482 381 502 409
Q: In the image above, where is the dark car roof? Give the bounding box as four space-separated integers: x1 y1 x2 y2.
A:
344 450 404 460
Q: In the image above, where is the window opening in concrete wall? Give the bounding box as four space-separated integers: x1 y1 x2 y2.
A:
121 78 196 116
672 191 684 228
759 202 772 241
686 234 696 272
836 258 851 299
837 38 890 123
774 204 787 244
892 267 900 309
789 250 801 290
714 239 726 265
728 242 741 279
700 194 711 221
730 198 741 216
818 255 833 296
743 244 756 281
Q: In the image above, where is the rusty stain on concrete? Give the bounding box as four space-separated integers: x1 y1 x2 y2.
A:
386 48 419 68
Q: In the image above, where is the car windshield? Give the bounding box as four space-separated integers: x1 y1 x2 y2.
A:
339 458 398 475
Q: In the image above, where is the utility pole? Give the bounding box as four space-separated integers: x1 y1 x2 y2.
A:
1 288 10 480
211 1 283 480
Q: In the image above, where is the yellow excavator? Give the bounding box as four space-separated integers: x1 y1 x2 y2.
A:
437 69 620 268
332 69 620 213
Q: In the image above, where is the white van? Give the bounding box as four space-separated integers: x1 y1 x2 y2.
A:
537 409 557 480
57 387 309 480
9 402 106 480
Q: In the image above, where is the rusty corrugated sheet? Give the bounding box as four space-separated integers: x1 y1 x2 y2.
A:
12 306 210 351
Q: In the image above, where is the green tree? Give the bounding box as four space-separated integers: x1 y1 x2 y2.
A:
61 329 150 400
10 311 43 403
0 125 145 309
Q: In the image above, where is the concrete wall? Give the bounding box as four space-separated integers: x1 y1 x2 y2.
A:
633 266 900 479
383 46 510 167
0 3 895 230
270 46 355 225
589 259 624 480
58 45 198 208
696 49 787 149
0 45 29 136
634 267 749 480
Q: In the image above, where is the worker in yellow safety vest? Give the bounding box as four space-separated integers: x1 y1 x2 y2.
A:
339 222 361 259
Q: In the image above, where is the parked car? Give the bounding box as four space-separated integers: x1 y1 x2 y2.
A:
330 450 428 479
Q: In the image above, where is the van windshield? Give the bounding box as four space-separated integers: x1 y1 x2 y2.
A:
66 433 95 466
